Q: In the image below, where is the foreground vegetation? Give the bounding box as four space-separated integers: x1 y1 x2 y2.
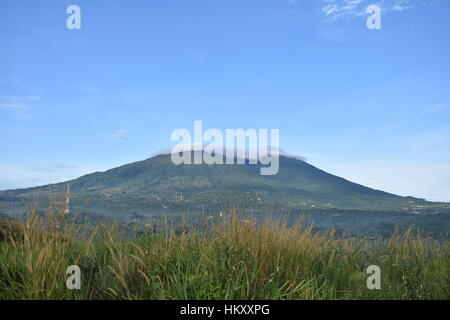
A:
0 210 448 300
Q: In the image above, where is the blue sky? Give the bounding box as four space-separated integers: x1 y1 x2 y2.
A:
0 0 449 201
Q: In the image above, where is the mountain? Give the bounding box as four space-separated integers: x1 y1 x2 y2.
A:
0 152 443 218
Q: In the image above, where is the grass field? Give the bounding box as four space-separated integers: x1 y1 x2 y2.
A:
0 210 448 300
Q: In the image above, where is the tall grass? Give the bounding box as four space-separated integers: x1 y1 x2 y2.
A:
0 209 448 300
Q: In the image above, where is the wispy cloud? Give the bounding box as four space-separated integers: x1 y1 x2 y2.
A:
421 104 448 114
322 0 369 21
25 96 41 101
0 161 88 190
53 163 78 170
0 95 41 109
321 159 450 202
420 85 432 91
0 102 27 109
393 0 414 11
66 84 101 94
0 76 41 94
320 0 428 22
112 129 129 140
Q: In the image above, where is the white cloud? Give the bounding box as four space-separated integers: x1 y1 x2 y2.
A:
407 127 450 152
420 85 432 91
53 163 78 170
0 76 41 94
112 129 129 140
66 84 101 94
421 104 447 114
320 0 428 21
321 0 367 21
0 102 27 108
153 144 306 162
0 162 92 191
393 0 414 11
312 158 450 202
25 96 41 101
0 95 40 109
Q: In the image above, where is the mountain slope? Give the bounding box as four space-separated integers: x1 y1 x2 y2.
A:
0 153 436 217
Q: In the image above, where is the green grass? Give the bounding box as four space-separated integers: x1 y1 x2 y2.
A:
0 210 448 300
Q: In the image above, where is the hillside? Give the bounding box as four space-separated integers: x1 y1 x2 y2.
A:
0 152 445 218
